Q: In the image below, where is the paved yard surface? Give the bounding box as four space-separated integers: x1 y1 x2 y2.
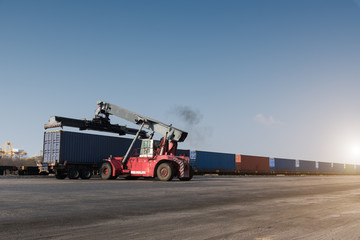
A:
1 175 360 239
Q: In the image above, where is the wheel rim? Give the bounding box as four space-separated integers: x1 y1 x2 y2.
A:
103 168 109 175
83 170 91 178
69 169 79 179
160 168 168 177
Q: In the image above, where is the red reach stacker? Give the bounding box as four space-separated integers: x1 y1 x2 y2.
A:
44 101 193 181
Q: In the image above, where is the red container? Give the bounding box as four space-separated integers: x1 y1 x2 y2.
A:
236 154 270 172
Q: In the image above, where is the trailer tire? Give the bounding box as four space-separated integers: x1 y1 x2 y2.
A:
156 162 174 181
80 168 92 179
100 162 113 180
68 168 80 179
55 171 67 179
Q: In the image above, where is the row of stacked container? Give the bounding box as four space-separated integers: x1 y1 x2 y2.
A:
41 131 359 175
189 150 360 175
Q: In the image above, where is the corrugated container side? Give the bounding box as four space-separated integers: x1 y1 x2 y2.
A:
318 162 333 173
298 160 316 172
332 163 345 173
237 155 269 172
274 158 296 172
196 151 235 171
43 131 141 165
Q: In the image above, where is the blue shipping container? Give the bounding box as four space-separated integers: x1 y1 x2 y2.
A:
274 158 296 172
298 160 316 172
318 162 333 172
194 151 235 171
43 131 141 165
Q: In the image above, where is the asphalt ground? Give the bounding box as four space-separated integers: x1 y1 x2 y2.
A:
1 175 360 240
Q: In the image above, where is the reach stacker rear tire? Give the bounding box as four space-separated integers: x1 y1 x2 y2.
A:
156 162 174 181
100 162 113 180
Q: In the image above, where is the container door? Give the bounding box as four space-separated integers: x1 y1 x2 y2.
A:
43 132 60 164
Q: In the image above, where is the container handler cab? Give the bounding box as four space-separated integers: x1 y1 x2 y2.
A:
44 101 193 181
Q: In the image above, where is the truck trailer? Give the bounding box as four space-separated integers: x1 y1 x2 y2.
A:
43 130 141 179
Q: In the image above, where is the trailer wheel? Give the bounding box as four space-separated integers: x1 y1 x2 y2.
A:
100 162 113 180
55 171 67 179
68 168 80 179
156 162 174 181
179 166 194 181
80 168 92 179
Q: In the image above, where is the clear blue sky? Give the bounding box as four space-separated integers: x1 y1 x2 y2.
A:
1 0 360 163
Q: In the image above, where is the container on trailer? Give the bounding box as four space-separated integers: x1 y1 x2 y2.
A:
195 151 235 172
274 158 296 172
43 130 141 166
236 155 269 172
318 162 333 173
298 160 316 173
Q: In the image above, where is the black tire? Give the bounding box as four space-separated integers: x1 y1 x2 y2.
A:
80 168 92 179
179 166 194 181
68 168 80 179
55 170 67 179
100 162 113 180
156 162 174 181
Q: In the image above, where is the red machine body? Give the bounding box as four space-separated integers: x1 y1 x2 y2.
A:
103 155 192 180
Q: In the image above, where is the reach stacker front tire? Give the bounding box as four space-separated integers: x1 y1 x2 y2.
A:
156 162 174 181
100 162 113 180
